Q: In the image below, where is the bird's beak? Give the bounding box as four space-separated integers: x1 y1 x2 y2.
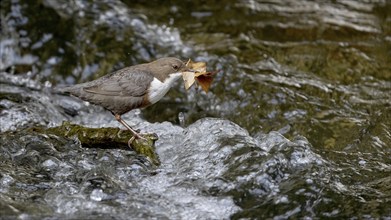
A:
186 68 196 72
181 65 196 73
181 59 196 73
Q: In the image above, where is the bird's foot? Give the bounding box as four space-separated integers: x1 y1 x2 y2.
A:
127 132 158 149
127 136 135 148
127 134 144 148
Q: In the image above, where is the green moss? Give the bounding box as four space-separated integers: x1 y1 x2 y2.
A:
30 122 161 166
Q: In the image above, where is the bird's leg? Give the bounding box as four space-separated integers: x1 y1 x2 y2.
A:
114 114 146 141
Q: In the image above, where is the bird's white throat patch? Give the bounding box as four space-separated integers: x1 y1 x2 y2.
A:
147 72 182 104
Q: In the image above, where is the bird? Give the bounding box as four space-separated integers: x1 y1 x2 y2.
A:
61 57 192 141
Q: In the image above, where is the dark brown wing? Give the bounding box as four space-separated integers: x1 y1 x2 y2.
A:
83 68 154 97
65 68 155 115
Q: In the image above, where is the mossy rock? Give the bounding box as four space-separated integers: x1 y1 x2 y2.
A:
29 121 161 166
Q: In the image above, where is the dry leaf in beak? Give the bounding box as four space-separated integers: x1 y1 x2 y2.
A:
183 59 219 92
182 71 195 90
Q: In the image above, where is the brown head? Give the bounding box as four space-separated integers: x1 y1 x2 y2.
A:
137 57 189 82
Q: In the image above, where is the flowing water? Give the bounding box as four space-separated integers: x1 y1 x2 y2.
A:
1 0 390 219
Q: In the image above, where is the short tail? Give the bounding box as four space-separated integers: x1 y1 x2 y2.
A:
52 85 74 95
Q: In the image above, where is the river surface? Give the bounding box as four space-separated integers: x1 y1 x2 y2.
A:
1 0 390 219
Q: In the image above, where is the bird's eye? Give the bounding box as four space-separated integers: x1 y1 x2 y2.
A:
172 64 179 70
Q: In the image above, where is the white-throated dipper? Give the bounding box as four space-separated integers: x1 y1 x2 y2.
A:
62 57 191 140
